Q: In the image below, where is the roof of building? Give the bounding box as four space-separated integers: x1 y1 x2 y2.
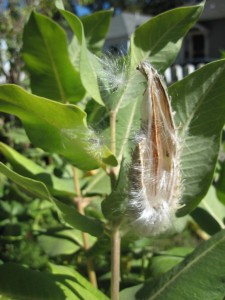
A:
200 0 225 21
107 12 151 39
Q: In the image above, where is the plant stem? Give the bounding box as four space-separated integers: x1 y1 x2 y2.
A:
111 226 121 300
109 109 121 300
73 167 98 288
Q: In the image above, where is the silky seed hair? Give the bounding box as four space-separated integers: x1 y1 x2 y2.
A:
128 61 182 236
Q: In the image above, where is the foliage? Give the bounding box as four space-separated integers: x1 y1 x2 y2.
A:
1 1 225 299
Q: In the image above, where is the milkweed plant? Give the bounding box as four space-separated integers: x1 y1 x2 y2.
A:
1 1 225 300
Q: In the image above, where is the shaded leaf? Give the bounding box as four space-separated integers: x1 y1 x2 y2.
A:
0 162 103 237
23 11 85 103
54 198 103 236
148 247 193 279
0 263 65 300
0 142 75 197
191 186 225 235
216 159 225 204
120 229 225 300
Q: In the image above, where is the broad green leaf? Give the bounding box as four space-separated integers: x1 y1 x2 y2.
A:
37 234 80 256
130 3 204 71
120 229 225 300
81 169 111 195
60 10 104 105
54 198 103 236
191 186 225 235
148 248 193 279
0 263 65 300
81 10 113 53
0 162 51 200
0 162 103 237
0 142 75 197
0 85 117 170
102 160 128 221
49 264 110 300
169 59 225 216
23 11 85 103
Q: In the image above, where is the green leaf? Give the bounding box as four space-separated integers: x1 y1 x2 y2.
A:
37 234 80 256
216 159 225 204
0 162 103 237
0 162 51 200
102 160 128 221
120 229 225 300
54 198 103 236
60 10 104 105
130 3 204 71
81 10 113 53
169 59 225 216
49 264 110 300
148 248 193 279
81 169 111 196
0 142 75 197
191 186 225 235
0 263 109 300
55 0 64 10
0 263 65 300
0 84 117 170
23 11 85 103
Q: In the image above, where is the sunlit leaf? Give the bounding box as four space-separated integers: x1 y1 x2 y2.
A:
23 11 85 103
130 3 204 71
0 84 117 170
169 60 225 215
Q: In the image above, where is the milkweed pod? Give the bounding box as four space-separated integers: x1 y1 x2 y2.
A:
129 61 182 235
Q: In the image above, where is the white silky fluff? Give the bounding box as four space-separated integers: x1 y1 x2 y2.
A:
128 62 182 236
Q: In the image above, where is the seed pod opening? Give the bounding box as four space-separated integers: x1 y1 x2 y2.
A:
129 61 182 236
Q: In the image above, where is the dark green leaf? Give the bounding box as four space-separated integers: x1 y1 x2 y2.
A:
191 186 225 235
0 142 75 197
0 263 65 300
0 162 103 237
120 229 225 300
54 198 103 236
0 84 117 170
148 248 193 278
216 160 225 204
23 11 85 103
